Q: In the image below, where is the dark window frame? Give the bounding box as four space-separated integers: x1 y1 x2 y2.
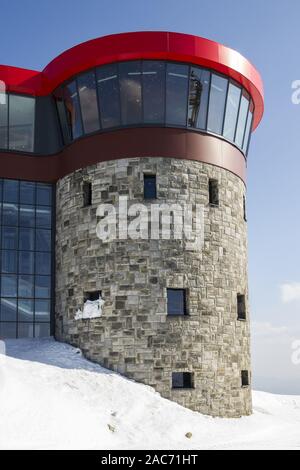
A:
209 178 219 207
167 288 188 316
237 293 246 321
172 372 194 389
241 370 250 387
83 181 92 207
143 174 157 200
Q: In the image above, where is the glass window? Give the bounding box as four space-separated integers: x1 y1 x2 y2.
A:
142 61 165 123
96 63 121 129
235 90 249 147
242 101 254 154
166 63 189 126
64 81 83 140
172 372 193 389
223 82 241 141
19 251 34 274
3 179 19 203
1 298 17 321
35 276 51 298
207 74 228 134
36 184 52 206
0 90 8 149
167 288 187 315
1 274 17 297
19 228 35 251
36 206 51 228
35 299 50 322
2 227 18 249
35 252 51 275
34 322 50 337
2 203 18 226
77 71 100 134
18 299 34 322
20 181 35 205
19 205 35 227
119 61 142 126
36 229 51 251
144 175 157 199
18 322 34 338
18 275 34 298
9 95 35 152
0 321 16 338
55 87 71 144
188 67 210 129
1 250 17 273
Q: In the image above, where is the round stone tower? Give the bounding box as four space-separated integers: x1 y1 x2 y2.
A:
53 32 264 418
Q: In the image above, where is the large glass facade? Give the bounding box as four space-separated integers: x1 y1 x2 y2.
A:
54 61 254 156
0 94 35 152
0 179 53 338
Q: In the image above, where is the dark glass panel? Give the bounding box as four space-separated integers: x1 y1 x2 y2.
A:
242 101 254 154
223 82 241 141
167 288 187 315
18 275 34 298
1 275 17 297
55 86 71 144
36 184 52 206
19 251 34 274
19 228 35 251
36 229 51 252
77 71 100 134
3 179 19 203
19 205 35 227
34 322 50 337
1 298 17 321
18 322 34 338
235 90 249 147
36 206 51 228
0 90 8 149
20 181 35 205
35 276 51 298
2 227 18 250
64 81 83 139
166 63 189 126
142 61 165 123
188 67 210 129
2 203 18 226
0 321 16 338
96 63 121 129
172 372 193 389
18 299 34 322
119 61 142 125
9 95 35 152
144 175 157 199
207 74 228 134
35 300 50 322
1 250 17 273
35 252 51 275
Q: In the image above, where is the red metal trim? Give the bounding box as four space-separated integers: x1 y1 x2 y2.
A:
0 31 264 130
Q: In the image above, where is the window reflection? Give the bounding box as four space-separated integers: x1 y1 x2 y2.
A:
119 61 142 125
242 101 254 154
96 64 121 129
207 74 228 134
166 63 189 126
223 82 241 141
188 67 210 129
9 95 35 152
64 81 83 139
142 61 165 123
235 90 249 147
77 71 100 134
0 90 8 149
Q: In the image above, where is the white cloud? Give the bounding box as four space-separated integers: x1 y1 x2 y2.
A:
280 282 300 303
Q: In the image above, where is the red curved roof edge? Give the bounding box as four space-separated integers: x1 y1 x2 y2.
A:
0 31 264 130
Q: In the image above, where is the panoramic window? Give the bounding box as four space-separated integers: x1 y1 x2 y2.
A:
172 372 194 389
144 174 157 200
142 61 165 123
237 294 246 320
64 80 83 140
0 179 53 339
207 73 228 134
96 63 121 129
235 90 250 148
166 63 189 126
209 179 219 206
77 71 100 134
9 95 35 152
167 288 187 316
223 82 241 141
119 61 142 126
242 101 254 154
188 67 210 129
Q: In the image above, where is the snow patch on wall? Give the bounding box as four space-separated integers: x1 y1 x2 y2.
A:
75 296 105 320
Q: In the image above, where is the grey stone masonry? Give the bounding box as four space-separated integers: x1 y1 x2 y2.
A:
55 157 251 418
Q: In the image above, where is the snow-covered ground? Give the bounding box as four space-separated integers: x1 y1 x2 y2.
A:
0 338 299 450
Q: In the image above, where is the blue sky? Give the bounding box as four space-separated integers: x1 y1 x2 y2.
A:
1 0 299 393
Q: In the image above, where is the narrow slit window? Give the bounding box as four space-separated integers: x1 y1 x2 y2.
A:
241 370 250 387
243 195 247 222
172 372 193 389
209 179 219 206
144 174 157 199
167 288 187 316
83 181 92 207
237 294 246 320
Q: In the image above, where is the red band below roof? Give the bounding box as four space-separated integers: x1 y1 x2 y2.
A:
0 31 264 130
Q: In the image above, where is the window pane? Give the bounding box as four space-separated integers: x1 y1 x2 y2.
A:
36 229 51 251
235 90 249 147
36 184 52 206
3 179 19 203
18 275 34 298
223 82 241 141
1 275 17 297
36 206 51 228
0 298 17 321
19 228 35 251
172 372 184 388
35 276 51 298
142 61 165 123
166 63 189 126
19 205 35 227
55 87 71 144
35 322 50 337
77 71 100 134
18 322 34 338
35 300 50 322
64 81 83 139
2 203 18 226
144 175 157 199
2 226 18 249
18 299 34 322
242 101 254 154
188 67 210 129
119 61 142 125
167 288 186 315
0 90 8 149
9 95 35 152
19 251 34 274
1 250 17 273
35 252 51 275
96 64 121 129
20 181 35 205
207 74 228 134
0 321 16 338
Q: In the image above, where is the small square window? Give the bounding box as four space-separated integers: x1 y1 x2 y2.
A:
144 175 157 200
167 288 187 316
209 179 219 206
84 291 101 302
83 181 92 207
241 370 250 387
237 294 246 320
172 372 193 389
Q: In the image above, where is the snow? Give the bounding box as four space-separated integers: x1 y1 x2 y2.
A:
75 296 105 320
0 338 300 450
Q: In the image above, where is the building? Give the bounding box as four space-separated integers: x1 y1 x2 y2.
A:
0 32 264 417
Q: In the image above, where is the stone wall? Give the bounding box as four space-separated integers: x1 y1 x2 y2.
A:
55 157 251 418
